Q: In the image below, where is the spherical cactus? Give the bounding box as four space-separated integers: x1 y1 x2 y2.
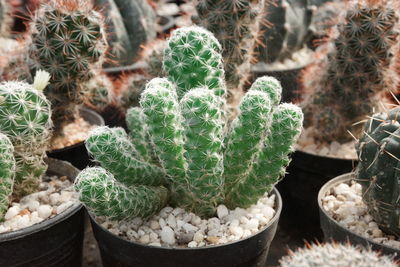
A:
83 73 114 112
301 0 400 142
0 133 15 220
279 242 398 267
355 106 400 238
28 0 108 135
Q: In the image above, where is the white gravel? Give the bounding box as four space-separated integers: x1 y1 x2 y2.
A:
323 181 400 249
97 192 276 248
0 176 78 233
296 127 357 159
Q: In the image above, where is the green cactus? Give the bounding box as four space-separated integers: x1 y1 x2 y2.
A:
0 133 15 220
0 80 52 197
302 0 400 142
75 167 168 220
355 106 400 238
192 0 264 96
75 27 303 220
279 242 398 267
28 0 108 135
83 73 114 112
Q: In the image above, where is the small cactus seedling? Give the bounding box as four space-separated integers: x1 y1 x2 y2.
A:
75 27 303 220
301 0 400 143
28 0 108 135
279 242 398 267
355 106 400 238
83 73 114 113
0 133 15 220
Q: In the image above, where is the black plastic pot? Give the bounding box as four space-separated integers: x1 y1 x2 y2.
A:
0 158 85 267
251 63 309 103
277 149 356 241
47 107 105 170
89 188 282 267
318 173 400 259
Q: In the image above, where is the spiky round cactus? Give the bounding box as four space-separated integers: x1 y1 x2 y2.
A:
280 242 397 267
83 73 114 112
302 0 400 142
355 106 400 238
28 0 108 135
192 0 264 95
75 167 168 220
0 81 52 197
0 133 15 220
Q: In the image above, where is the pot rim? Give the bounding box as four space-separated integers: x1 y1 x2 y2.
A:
89 187 282 251
0 158 82 242
318 173 400 252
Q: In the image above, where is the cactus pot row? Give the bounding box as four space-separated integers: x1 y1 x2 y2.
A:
88 187 282 267
0 158 85 267
47 107 105 170
318 173 400 259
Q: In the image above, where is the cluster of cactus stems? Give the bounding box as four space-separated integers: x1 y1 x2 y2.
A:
355 106 400 238
279 242 398 266
75 26 303 220
28 0 108 136
0 72 53 219
301 0 400 143
192 0 264 100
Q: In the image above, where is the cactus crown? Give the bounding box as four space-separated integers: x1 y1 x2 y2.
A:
28 0 107 134
301 0 400 143
0 80 52 218
279 242 398 267
75 27 303 220
355 106 400 238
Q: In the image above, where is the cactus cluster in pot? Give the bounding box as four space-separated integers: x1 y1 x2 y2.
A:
355 105 400 238
28 0 108 136
301 0 400 144
74 26 304 221
0 72 53 219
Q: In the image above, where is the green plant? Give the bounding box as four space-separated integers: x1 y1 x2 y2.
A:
28 0 108 135
83 73 114 112
0 77 52 199
94 0 156 67
75 26 303 220
279 242 398 267
355 106 400 238
0 133 15 220
301 0 400 143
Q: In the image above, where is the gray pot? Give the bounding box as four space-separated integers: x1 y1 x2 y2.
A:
318 173 400 259
0 158 85 266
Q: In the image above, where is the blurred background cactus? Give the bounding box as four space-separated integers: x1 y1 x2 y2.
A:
0 133 16 220
28 0 108 136
355 106 400 238
301 0 400 143
0 0 12 37
83 72 114 113
279 242 398 266
75 26 303 220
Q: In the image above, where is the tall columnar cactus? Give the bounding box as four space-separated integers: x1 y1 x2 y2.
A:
355 106 400 238
0 133 15 220
192 0 264 97
279 242 398 267
301 0 400 142
75 27 303 219
0 79 52 198
28 0 108 135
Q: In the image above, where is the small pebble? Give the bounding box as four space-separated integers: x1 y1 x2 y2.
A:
160 226 176 245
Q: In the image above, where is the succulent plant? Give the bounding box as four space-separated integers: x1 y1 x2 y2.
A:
28 0 108 135
75 26 303 220
83 73 114 112
0 0 12 37
301 0 400 143
279 242 398 267
192 0 264 98
355 106 400 238
94 0 156 67
0 78 52 199
0 133 15 220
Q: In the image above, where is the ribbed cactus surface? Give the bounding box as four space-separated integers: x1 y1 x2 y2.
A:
355 106 400 238
0 133 15 220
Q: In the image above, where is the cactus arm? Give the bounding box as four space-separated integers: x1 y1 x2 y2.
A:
0 133 15 219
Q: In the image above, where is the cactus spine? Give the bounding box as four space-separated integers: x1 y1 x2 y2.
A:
279 242 398 267
0 133 15 219
355 106 400 238
75 27 303 220
28 0 108 135
301 0 400 142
